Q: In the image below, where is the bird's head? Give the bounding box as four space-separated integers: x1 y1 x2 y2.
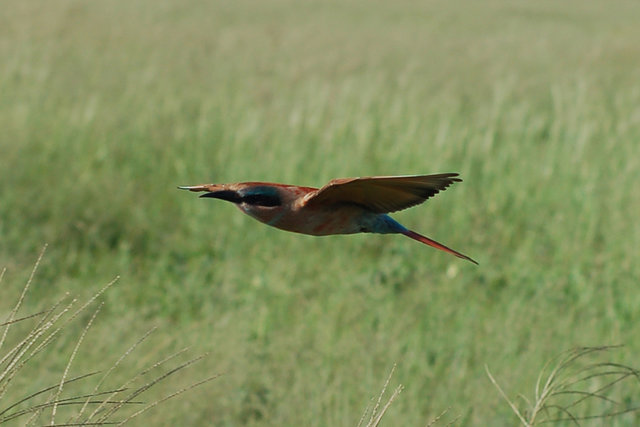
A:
179 183 284 221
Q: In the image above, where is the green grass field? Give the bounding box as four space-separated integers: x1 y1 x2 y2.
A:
2 0 640 425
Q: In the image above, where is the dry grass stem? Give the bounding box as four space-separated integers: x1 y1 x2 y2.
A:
358 364 404 427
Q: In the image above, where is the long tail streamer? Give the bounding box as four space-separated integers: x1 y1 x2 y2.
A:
402 230 478 265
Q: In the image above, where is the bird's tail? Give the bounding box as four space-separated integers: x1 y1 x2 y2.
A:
402 230 478 265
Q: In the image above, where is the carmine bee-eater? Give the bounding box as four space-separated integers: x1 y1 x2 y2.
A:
179 173 477 264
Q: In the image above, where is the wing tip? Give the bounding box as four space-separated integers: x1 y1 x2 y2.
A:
438 172 462 183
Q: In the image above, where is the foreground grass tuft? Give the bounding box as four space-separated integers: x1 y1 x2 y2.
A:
0 247 218 425
487 345 640 426
358 363 460 427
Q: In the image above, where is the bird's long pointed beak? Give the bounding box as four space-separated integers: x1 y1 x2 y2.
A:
178 185 210 192
178 185 242 203
199 190 242 203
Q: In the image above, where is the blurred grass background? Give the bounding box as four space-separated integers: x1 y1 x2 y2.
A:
1 0 640 425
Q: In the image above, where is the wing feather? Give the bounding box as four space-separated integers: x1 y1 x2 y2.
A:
303 173 462 213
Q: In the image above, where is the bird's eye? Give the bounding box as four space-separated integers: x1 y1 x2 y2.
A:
242 193 281 207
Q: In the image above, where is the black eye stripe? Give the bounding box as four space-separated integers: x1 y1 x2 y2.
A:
243 193 281 207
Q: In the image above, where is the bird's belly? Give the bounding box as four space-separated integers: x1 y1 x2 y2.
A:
256 206 369 236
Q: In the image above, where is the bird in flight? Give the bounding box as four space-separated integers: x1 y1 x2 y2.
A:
179 173 477 264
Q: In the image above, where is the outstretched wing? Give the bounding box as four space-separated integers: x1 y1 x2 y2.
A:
303 173 462 213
